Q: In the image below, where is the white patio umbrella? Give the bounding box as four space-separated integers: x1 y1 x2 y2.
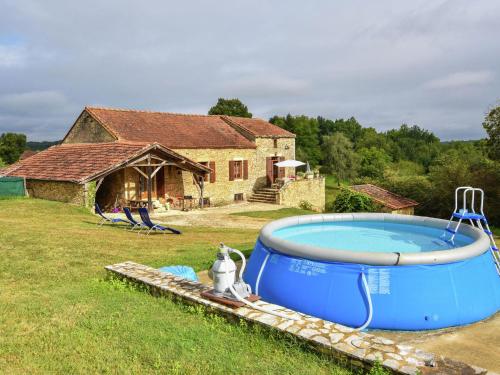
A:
274 159 305 168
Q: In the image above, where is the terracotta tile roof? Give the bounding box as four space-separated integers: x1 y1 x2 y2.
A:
83 107 258 149
1 142 210 183
19 150 38 160
222 116 295 138
350 184 418 210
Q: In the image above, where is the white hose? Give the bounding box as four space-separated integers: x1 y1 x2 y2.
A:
221 245 299 321
255 252 270 295
353 272 373 331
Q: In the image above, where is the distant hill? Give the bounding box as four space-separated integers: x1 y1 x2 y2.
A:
26 140 61 151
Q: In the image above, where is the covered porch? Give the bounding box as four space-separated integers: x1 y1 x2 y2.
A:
90 144 210 212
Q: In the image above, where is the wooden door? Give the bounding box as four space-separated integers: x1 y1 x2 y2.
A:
156 167 165 198
266 157 274 186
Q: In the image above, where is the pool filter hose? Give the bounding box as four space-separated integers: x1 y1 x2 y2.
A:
218 244 299 321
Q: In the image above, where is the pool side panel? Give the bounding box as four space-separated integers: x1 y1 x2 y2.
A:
245 241 500 330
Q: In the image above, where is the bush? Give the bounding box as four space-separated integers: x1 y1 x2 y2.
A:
378 174 432 215
298 200 313 210
329 188 380 213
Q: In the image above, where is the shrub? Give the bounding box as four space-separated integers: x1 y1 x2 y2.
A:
298 200 313 210
329 188 379 213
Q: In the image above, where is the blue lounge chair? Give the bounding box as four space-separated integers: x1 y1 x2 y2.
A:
95 203 128 226
123 207 147 231
138 207 182 235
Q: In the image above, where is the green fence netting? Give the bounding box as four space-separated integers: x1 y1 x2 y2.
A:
0 176 26 197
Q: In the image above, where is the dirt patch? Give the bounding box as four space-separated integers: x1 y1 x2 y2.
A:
151 202 278 229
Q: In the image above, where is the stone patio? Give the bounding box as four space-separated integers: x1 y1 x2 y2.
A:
105 261 496 375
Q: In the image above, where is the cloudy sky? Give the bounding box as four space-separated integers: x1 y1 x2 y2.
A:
0 0 499 141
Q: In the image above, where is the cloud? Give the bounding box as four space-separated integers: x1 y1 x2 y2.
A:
0 91 74 115
0 45 26 67
423 71 494 90
0 0 499 141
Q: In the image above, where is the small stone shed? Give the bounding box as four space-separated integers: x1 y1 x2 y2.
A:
350 184 418 215
1 141 210 211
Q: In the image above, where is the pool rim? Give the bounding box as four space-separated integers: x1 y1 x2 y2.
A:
259 213 490 265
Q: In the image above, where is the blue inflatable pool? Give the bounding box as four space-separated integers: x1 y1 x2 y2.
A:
244 213 500 330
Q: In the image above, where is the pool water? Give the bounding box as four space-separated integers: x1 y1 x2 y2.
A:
273 221 474 253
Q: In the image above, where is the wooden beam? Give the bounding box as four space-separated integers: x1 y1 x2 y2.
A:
133 167 148 179
95 177 105 191
147 155 153 211
151 161 167 178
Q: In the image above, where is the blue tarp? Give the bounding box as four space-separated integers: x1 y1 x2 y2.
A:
158 265 198 282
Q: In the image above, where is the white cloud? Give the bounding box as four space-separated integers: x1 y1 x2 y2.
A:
0 0 499 140
0 45 26 67
423 71 494 90
0 91 73 115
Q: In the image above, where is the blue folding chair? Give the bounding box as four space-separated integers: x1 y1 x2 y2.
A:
95 203 128 226
138 207 182 235
123 207 147 231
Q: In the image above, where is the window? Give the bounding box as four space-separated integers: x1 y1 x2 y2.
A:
273 139 278 148
234 193 244 202
233 160 243 179
229 160 248 181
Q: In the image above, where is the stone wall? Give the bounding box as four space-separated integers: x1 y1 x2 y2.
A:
390 207 415 215
26 180 85 205
278 177 325 212
63 111 116 144
174 148 257 205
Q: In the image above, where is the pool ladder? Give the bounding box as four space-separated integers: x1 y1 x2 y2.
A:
441 187 500 275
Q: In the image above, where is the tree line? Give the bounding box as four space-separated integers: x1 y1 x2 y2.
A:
211 98 500 225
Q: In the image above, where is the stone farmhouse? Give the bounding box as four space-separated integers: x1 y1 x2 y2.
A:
2 107 325 211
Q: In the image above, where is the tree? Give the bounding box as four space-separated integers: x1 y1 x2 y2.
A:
270 114 322 166
322 132 358 185
482 105 500 161
318 116 363 144
427 147 500 225
385 124 440 168
329 188 379 213
208 98 252 118
0 133 27 164
357 147 391 179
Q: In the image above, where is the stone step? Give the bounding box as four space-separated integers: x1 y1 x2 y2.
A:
251 192 278 198
258 188 280 193
249 198 277 204
248 196 277 203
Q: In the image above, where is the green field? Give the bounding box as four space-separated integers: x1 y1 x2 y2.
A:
0 198 351 374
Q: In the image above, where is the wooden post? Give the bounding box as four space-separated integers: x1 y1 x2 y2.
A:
200 176 204 209
147 155 153 211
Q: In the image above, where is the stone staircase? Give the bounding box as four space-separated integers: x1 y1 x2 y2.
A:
248 187 279 204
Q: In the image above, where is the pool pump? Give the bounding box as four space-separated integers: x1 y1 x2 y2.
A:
211 243 251 301
209 243 299 321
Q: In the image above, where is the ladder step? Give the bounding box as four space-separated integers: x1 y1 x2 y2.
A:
484 230 493 235
492 246 499 251
445 228 456 234
452 212 484 220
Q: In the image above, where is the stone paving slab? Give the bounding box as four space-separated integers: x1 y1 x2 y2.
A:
105 261 495 375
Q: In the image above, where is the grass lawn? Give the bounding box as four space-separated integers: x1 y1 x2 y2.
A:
230 207 313 220
0 198 351 374
325 175 348 208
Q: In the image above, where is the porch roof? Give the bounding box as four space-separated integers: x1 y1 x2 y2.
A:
1 141 210 184
350 184 418 210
